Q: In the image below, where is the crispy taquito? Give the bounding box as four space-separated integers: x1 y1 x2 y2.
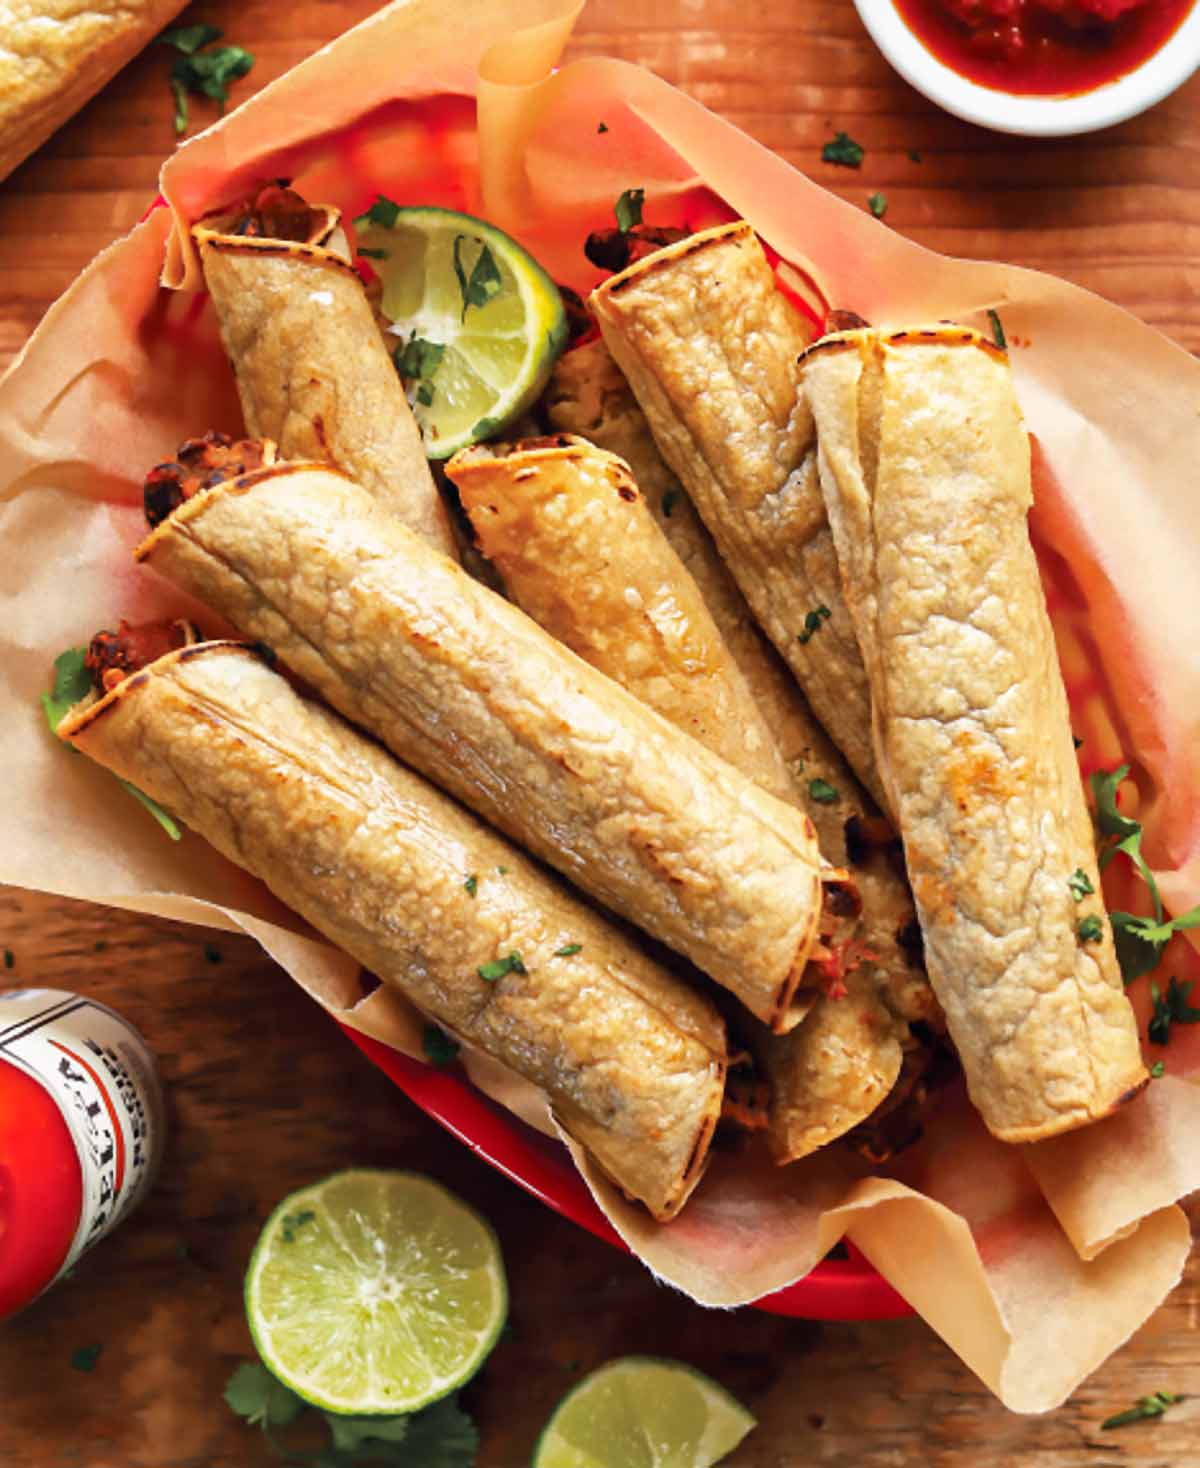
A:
801 324 1147 1143
59 639 726 1219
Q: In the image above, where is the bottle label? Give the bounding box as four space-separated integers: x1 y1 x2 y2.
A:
0 989 166 1285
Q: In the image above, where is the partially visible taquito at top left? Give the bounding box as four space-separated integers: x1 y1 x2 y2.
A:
58 639 726 1221
136 441 836 1033
193 184 456 557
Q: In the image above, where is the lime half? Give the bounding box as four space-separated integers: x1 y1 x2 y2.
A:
533 1356 756 1468
245 1169 506 1416
357 205 567 459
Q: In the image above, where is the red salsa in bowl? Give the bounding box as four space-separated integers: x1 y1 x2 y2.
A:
893 0 1195 94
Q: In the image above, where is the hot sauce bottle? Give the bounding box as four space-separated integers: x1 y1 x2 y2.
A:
0 989 166 1321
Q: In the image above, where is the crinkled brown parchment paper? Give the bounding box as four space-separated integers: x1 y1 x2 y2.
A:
1 0 1197 1412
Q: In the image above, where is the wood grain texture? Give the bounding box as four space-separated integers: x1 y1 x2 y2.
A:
1 2 1198 1465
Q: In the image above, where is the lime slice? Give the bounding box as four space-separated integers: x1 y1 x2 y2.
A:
357 205 567 459
245 1169 506 1416
533 1356 756 1468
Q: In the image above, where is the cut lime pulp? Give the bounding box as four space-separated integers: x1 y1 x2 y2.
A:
533 1356 757 1468
356 204 567 459
245 1169 506 1415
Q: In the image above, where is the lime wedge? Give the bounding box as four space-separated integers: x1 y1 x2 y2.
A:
533 1356 756 1468
356 205 567 459
244 1170 506 1416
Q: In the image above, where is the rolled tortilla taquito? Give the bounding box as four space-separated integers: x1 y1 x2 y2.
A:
588 222 884 812
59 639 725 1220
449 434 796 801
137 451 832 1032
449 431 910 1158
193 184 456 556
544 339 938 1031
801 325 1147 1143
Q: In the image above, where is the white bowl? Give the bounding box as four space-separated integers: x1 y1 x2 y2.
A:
853 0 1200 136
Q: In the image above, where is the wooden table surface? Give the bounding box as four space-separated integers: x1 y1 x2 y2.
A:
2 3 1198 1465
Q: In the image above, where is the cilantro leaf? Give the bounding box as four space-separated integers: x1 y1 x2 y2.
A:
160 23 223 55
1077 914 1104 943
1150 1059 1166 1078
987 309 1007 350
615 188 645 232
463 874 478 898
395 337 445 382
41 646 91 731
356 195 402 230
169 46 254 135
280 1209 316 1244
661 488 680 518
597 121 609 134
423 1024 460 1067
796 605 831 645
416 383 435 407
1091 763 1163 921
1148 976 1200 1046
118 778 183 841
477 951 526 982
808 778 839 805
400 1396 479 1468
867 192 888 219
1068 868 1094 901
70 1344 102 1373
223 1362 305 1429
1102 1390 1182 1429
453 237 502 321
822 131 864 167
322 1413 409 1452
358 247 390 260
554 943 582 957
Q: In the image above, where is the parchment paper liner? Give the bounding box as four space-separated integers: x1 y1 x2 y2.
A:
1 0 1196 1412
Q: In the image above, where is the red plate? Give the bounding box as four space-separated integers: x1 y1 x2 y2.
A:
341 1025 912 1321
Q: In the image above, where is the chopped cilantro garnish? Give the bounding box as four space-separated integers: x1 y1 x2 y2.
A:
822 131 864 168
70 1344 103 1373
160 27 254 137
224 1361 305 1429
615 187 645 233
1092 764 1200 983
809 778 839 805
1069 868 1095 901
478 951 526 982
868 192 888 220
1077 914 1104 943
1148 976 1200 1046
280 1209 316 1244
422 1024 460 1068
554 944 582 957
1102 1390 1182 1430
987 309 1007 350
598 121 609 134
417 382 435 407
464 874 478 898
395 336 445 382
797 605 832 644
41 645 91 730
358 247 389 260
1150 1060 1166 1078
661 488 680 518
453 236 502 321
355 195 402 230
